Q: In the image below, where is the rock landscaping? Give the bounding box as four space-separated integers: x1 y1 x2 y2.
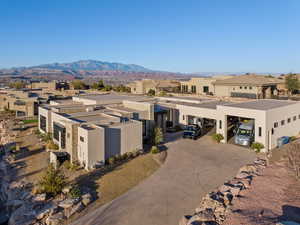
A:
0 119 95 225
179 158 268 225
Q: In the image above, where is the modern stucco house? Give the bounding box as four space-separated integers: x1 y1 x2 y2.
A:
128 79 180 95
38 94 169 169
180 74 284 99
0 89 39 117
180 76 233 95
157 97 300 152
39 93 300 170
212 74 284 99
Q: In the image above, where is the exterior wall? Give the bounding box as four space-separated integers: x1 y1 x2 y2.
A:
29 81 57 90
77 126 105 170
266 103 300 149
105 121 143 159
177 104 220 125
72 96 97 105
180 78 216 95
123 100 154 120
214 85 231 97
38 106 51 133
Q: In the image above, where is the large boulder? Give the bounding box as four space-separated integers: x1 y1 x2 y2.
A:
6 199 23 212
45 212 65 225
35 203 58 220
8 205 36 225
58 198 80 209
188 209 215 224
64 201 84 218
33 193 46 202
81 193 93 206
179 215 191 225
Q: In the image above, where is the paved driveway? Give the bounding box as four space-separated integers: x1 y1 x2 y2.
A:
71 134 256 225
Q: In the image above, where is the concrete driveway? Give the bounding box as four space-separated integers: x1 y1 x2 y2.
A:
71 134 256 225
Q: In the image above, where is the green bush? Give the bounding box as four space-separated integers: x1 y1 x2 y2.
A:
151 146 160 154
47 140 59 150
151 127 164 146
132 150 139 158
115 154 122 162
121 153 128 161
38 164 66 197
108 157 116 165
212 133 224 143
251 142 265 153
69 185 81 199
126 152 133 159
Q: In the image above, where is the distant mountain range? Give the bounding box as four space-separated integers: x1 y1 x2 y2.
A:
20 60 152 72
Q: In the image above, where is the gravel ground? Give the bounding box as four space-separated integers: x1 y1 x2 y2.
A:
224 161 300 225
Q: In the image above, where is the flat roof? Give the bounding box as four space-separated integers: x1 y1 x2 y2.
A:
76 94 151 103
224 99 298 110
176 100 230 109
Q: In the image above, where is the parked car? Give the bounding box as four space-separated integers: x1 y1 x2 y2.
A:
234 120 254 146
183 124 202 140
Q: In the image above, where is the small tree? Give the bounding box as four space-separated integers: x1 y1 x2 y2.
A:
153 127 163 146
72 80 87 90
150 146 159 154
38 164 66 197
212 133 224 143
285 74 300 95
147 89 156 96
251 142 264 153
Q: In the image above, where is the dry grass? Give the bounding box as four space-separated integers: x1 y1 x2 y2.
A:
67 153 160 224
97 153 159 205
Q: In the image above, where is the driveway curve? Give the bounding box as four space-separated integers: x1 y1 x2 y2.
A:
71 134 256 225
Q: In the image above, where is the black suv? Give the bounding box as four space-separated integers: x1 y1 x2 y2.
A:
183 124 202 140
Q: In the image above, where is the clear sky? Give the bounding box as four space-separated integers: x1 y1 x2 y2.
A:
1 0 299 73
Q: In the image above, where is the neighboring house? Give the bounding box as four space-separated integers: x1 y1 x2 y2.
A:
128 79 180 95
0 89 39 117
27 80 70 91
212 74 284 99
180 76 233 95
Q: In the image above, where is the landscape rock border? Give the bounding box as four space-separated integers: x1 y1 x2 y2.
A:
179 158 268 225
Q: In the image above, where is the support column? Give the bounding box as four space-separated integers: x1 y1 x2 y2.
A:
216 115 227 143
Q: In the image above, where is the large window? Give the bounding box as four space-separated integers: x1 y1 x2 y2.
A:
191 85 197 93
203 86 209 93
40 115 46 132
53 122 66 149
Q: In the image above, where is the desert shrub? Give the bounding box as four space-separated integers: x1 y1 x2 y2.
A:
47 140 59 150
9 145 16 152
290 136 297 142
63 160 72 170
38 164 66 197
151 146 160 154
69 185 81 199
41 132 52 142
34 129 41 136
212 133 224 143
108 156 116 165
286 143 300 179
126 152 133 159
132 150 139 158
251 142 264 153
115 154 122 162
147 89 156 96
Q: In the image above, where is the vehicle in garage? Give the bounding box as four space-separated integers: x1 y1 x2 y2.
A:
183 124 202 140
234 120 254 146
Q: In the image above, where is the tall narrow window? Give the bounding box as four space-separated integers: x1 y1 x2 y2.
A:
259 127 262 137
219 120 222 129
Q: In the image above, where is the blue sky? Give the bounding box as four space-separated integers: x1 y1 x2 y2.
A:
0 0 299 73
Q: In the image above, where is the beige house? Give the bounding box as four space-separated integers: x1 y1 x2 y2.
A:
27 80 70 91
0 89 39 117
180 76 234 95
157 96 300 152
38 94 168 170
212 75 284 99
128 79 180 95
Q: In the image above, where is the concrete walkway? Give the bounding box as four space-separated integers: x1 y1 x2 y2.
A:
71 134 256 225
